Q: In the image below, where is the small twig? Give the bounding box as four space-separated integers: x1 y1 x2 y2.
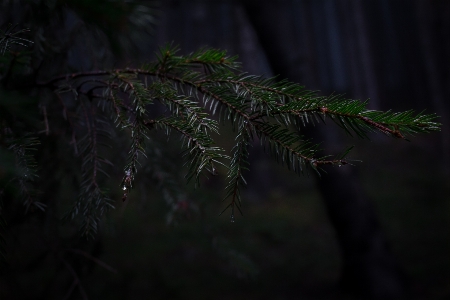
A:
62 280 78 300
90 104 99 188
59 255 89 300
42 105 49 135
55 93 79 154
65 248 118 274
357 115 404 138
71 132 78 156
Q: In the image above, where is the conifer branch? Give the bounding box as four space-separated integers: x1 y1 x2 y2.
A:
0 23 33 55
153 117 228 185
149 81 219 134
117 75 152 201
222 121 250 221
7 136 44 212
31 45 441 222
64 97 114 237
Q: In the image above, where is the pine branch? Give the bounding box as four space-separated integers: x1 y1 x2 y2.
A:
34 45 441 223
7 135 44 212
222 121 250 221
0 132 42 262
149 81 219 134
63 96 114 238
117 74 152 202
0 23 33 55
153 117 228 186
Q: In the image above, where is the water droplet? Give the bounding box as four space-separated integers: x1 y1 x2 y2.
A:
230 215 235 223
122 186 127 191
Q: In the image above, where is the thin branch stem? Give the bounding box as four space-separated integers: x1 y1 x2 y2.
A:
59 255 89 300
38 69 431 138
65 248 118 274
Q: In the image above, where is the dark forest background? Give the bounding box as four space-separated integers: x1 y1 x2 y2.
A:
1 0 449 299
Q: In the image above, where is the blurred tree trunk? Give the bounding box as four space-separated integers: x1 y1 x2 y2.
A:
139 0 447 296
351 0 381 109
242 0 407 298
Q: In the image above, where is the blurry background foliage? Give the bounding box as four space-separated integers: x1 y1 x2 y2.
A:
0 1 449 300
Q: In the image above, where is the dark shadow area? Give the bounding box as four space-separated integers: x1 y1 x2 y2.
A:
1 1 449 299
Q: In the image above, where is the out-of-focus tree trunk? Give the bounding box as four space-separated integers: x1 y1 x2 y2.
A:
351 0 381 109
241 0 407 298
150 0 447 296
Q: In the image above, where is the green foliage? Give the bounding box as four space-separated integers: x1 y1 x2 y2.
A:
62 96 115 238
0 24 441 244
0 133 42 262
34 45 441 230
0 23 33 55
6 135 43 212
